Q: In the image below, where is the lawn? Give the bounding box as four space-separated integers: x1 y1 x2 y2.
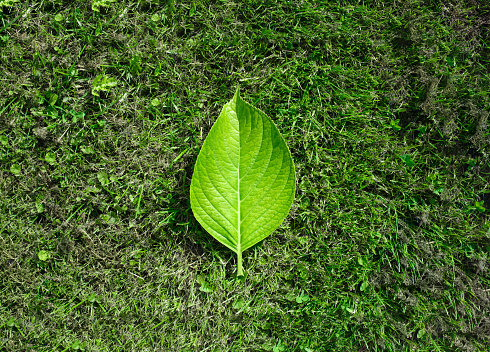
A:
0 0 489 351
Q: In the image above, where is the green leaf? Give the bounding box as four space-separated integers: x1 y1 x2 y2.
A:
92 0 116 12
400 154 415 168
0 135 8 146
129 55 142 75
475 201 486 212
190 85 296 276
91 74 117 97
38 250 50 261
35 197 45 213
189 2 196 17
48 93 58 107
151 98 161 107
81 146 94 154
10 163 21 175
45 152 56 165
88 292 99 303
151 13 160 22
97 172 110 186
196 275 213 293
232 297 245 309
6 317 19 328
273 341 286 352
360 281 369 292
69 109 85 123
390 119 401 131
295 291 310 304
346 307 356 314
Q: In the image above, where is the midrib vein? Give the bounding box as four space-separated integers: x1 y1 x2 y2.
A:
237 125 241 254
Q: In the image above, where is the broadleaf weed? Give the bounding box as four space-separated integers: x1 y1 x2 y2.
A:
91 74 117 97
91 0 116 12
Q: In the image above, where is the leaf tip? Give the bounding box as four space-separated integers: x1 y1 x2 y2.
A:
232 84 240 105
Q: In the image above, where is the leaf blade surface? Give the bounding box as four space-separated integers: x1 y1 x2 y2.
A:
190 86 295 276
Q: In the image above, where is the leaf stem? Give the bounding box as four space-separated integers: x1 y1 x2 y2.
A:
237 251 243 277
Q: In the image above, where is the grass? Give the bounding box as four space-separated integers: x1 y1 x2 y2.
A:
0 0 489 351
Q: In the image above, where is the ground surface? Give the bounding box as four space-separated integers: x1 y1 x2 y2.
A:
0 0 489 351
